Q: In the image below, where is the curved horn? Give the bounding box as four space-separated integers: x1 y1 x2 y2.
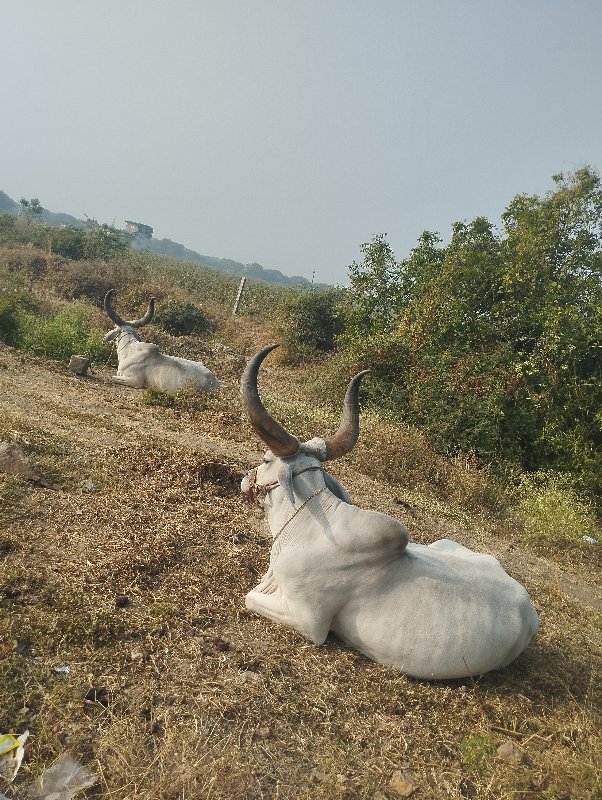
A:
323 370 370 460
240 344 299 457
103 290 155 328
104 290 126 326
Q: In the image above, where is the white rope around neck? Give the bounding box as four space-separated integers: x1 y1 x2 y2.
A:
270 485 327 545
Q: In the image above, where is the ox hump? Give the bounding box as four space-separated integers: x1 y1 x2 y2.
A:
332 503 409 556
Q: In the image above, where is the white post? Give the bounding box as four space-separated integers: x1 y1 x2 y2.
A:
232 277 247 315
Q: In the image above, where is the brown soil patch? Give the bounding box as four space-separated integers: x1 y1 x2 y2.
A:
0 343 600 799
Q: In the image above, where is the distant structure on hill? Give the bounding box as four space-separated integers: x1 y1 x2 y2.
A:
0 190 328 288
125 220 153 250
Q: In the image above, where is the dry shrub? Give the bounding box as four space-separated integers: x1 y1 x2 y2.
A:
42 257 122 304
260 393 507 518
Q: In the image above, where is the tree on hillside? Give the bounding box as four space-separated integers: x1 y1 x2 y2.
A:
341 167 602 499
82 220 130 260
19 197 43 224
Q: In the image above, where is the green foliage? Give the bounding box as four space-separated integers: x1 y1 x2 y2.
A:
340 168 602 508
0 292 30 345
48 225 86 259
0 213 18 240
20 197 43 223
515 471 599 545
345 233 401 333
16 303 106 362
460 733 496 775
155 299 213 337
82 222 129 260
278 288 345 364
142 387 176 408
0 213 128 261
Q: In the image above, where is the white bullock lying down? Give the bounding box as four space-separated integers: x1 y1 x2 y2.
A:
103 290 219 393
240 345 539 680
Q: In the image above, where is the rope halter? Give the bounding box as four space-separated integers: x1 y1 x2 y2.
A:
244 465 324 507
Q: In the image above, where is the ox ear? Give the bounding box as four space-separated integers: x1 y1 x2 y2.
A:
103 328 119 344
277 462 295 506
323 472 353 504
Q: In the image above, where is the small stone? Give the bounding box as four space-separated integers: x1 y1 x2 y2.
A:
496 741 526 766
69 355 91 375
390 770 419 797
237 669 263 685
0 442 41 481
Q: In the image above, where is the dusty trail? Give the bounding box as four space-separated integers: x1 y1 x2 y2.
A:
1 342 601 800
1 343 600 614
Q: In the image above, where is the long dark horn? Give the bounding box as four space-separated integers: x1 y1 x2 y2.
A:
241 345 299 457
323 370 370 460
103 290 155 328
104 290 126 326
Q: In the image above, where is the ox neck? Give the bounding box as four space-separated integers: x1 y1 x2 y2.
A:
115 328 141 359
264 465 337 541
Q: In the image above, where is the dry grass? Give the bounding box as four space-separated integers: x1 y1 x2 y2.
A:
0 335 601 799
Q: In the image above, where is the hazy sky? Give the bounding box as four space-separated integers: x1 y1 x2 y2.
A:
2 1 601 285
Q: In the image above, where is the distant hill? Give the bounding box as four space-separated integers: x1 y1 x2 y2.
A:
0 191 329 289
149 237 329 289
0 191 19 215
0 191 82 227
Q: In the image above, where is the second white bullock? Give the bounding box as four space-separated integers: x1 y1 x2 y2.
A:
240 345 539 680
103 290 219 393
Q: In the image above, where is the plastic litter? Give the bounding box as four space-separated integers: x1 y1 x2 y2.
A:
0 736 20 757
53 665 70 674
26 754 97 800
582 535 598 544
0 731 29 782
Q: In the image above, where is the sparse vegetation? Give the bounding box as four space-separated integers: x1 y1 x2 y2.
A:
278 287 345 364
155 298 214 337
141 386 176 407
515 471 599 545
460 733 497 776
16 303 106 362
0 171 600 798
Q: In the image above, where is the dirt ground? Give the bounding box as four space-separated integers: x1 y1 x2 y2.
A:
1 342 601 799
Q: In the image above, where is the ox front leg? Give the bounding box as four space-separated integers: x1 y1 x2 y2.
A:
245 586 331 645
112 374 145 388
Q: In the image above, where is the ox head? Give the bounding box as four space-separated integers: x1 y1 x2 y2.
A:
103 289 155 343
240 344 368 506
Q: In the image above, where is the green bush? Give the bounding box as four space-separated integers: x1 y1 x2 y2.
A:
0 294 26 345
514 471 599 545
16 303 106 362
82 224 130 260
155 300 213 337
49 226 86 259
278 288 345 364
